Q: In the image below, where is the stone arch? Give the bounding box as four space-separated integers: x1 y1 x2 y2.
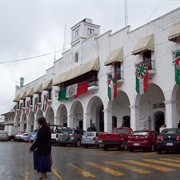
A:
136 83 165 131
45 107 54 125
56 104 67 127
70 101 84 129
86 96 104 132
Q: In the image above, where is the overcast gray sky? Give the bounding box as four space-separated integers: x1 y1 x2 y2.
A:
0 0 180 114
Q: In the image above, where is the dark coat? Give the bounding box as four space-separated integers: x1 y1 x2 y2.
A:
30 125 51 156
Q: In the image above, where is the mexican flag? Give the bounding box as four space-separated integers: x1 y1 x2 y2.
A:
34 97 38 113
66 84 78 98
42 95 48 112
58 89 68 101
175 51 180 86
107 73 117 100
74 82 88 98
136 62 148 95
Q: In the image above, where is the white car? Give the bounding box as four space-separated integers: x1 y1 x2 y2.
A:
0 131 9 141
81 132 99 148
14 132 28 142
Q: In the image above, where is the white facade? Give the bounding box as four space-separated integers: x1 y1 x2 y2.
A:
11 8 180 133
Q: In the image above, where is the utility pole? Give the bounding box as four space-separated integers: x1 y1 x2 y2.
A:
124 0 128 26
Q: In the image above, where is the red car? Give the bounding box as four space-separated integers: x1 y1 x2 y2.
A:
127 130 158 152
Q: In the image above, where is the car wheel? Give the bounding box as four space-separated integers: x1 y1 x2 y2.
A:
129 147 134 152
151 144 155 152
122 141 128 151
103 145 108 151
84 145 88 148
157 149 162 154
75 139 81 147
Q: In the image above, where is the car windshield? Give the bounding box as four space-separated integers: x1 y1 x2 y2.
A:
84 132 94 136
161 129 180 134
113 129 128 134
133 131 148 135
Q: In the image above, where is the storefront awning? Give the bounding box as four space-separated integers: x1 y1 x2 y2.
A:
19 91 26 100
132 34 154 55
34 84 43 94
104 48 123 66
26 88 34 97
43 79 53 90
168 21 180 42
13 94 20 102
54 58 99 85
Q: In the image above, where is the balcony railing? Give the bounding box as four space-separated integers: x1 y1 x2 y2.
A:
88 77 98 87
144 58 155 70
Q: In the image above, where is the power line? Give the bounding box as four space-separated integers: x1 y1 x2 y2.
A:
0 49 63 64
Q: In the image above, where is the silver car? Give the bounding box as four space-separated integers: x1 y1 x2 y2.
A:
0 131 9 141
81 132 99 148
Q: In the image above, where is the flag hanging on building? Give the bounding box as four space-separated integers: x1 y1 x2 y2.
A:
136 62 148 95
26 100 31 114
42 94 48 112
58 89 68 101
34 97 38 113
74 82 88 98
107 73 117 100
66 84 78 98
20 103 23 116
175 51 180 86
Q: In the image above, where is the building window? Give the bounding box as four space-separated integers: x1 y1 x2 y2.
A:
87 28 94 36
75 29 79 38
30 96 33 105
48 89 52 100
23 99 26 107
38 92 42 103
114 62 121 80
143 50 152 70
75 52 79 63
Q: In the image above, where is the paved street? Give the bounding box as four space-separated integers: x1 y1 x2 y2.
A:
0 141 180 180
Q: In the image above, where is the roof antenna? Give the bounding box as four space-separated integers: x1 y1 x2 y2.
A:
124 0 128 26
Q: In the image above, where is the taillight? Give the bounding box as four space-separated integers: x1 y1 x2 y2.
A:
157 136 164 141
176 136 180 140
72 134 75 137
93 137 96 140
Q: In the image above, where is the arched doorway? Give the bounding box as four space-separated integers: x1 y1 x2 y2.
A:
45 107 54 125
70 101 83 129
56 104 67 127
28 111 34 133
35 109 43 129
154 111 165 134
86 96 104 132
111 91 130 127
137 84 165 131
112 116 117 128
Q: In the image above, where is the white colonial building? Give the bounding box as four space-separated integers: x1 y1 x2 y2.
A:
9 8 180 134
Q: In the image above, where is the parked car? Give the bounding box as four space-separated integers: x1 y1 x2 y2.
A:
99 127 133 151
7 125 19 140
81 132 99 148
58 128 85 147
127 130 158 152
21 133 29 142
0 131 9 141
24 132 36 142
157 128 180 153
14 132 26 141
30 132 37 142
50 125 63 144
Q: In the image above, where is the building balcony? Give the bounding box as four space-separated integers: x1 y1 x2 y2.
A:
144 58 156 77
116 70 124 87
88 77 99 92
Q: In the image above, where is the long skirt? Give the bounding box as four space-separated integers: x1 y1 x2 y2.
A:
33 151 51 173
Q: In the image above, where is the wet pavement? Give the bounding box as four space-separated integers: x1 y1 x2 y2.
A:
0 141 180 180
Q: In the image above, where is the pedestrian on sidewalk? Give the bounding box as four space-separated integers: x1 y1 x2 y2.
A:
29 117 51 180
178 121 180 128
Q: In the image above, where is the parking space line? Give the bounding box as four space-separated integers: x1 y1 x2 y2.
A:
143 152 156 156
143 159 180 168
69 163 96 178
25 164 28 180
124 160 175 172
159 158 180 163
105 161 152 174
86 162 125 176
51 167 63 180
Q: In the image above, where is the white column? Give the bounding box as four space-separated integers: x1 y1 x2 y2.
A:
104 109 112 132
83 113 91 131
164 100 176 128
67 115 74 128
130 105 140 131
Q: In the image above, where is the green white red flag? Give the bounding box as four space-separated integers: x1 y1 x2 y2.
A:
34 97 38 113
42 94 48 112
136 62 148 95
107 73 117 100
74 82 88 98
175 51 180 86
26 100 30 114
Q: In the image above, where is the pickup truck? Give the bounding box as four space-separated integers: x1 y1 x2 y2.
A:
50 125 62 144
98 127 133 151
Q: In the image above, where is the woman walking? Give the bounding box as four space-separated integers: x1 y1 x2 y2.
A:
29 117 51 180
